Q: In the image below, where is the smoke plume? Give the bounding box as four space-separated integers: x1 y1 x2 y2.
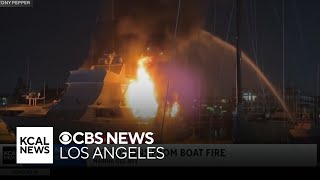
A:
82 0 208 68
83 0 267 100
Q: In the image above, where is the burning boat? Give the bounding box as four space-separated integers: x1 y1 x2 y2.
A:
0 52 181 142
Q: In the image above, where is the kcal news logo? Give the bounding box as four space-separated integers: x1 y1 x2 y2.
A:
16 127 53 164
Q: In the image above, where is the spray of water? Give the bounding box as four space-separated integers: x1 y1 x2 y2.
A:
201 31 293 121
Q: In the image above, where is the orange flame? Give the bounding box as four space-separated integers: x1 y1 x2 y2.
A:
125 57 158 119
170 101 180 118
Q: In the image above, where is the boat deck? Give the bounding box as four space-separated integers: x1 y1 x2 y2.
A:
0 104 49 117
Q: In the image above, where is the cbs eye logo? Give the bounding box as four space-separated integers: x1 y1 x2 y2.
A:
59 132 72 145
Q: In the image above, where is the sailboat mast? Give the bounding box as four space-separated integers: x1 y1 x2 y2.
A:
26 60 29 88
282 0 286 125
43 81 46 105
111 0 116 52
236 0 242 111
26 59 30 93
317 64 319 127
160 0 182 143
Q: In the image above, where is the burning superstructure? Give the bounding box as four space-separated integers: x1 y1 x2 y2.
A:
46 52 180 126
125 57 159 119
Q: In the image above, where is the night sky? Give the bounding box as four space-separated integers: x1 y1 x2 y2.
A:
0 0 319 95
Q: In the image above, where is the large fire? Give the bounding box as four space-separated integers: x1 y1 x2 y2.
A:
125 57 158 119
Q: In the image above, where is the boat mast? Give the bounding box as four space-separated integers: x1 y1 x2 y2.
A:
234 0 243 143
56 80 59 98
160 0 182 143
236 0 242 116
282 0 286 126
43 81 46 105
317 64 319 127
26 60 31 97
111 0 115 51
26 59 30 93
